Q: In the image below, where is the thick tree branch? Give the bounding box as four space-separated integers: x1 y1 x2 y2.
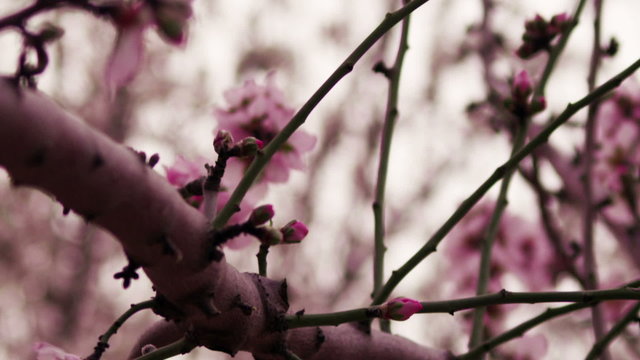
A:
0 79 451 359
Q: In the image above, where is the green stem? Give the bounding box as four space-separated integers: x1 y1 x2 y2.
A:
133 337 196 360
87 300 155 360
585 302 640 360
371 57 640 306
212 0 433 230
287 306 381 329
583 1 608 358
535 0 588 96
257 244 269 277
372 0 412 335
458 280 640 359
468 118 528 350
288 285 640 329
459 302 589 360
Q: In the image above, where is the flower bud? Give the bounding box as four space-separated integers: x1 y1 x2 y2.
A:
549 13 571 34
529 96 547 114
280 220 308 243
259 226 283 246
248 204 275 226
237 137 264 157
512 70 532 100
381 297 422 321
153 0 193 45
213 130 234 154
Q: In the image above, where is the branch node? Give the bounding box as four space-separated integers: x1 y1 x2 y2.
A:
232 294 255 316
113 259 140 289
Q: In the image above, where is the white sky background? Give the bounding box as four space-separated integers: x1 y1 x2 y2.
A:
2 0 640 359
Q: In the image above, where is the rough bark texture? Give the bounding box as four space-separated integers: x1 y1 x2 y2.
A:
0 78 452 360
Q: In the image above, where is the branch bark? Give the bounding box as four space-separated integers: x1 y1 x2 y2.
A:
0 78 451 359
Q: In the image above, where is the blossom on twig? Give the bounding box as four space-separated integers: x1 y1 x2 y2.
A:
380 297 423 321
214 73 317 183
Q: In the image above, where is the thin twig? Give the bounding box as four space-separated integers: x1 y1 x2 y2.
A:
372 0 412 334
287 285 640 329
535 0 589 96
469 114 530 350
585 302 640 360
86 300 155 360
371 56 640 306
212 0 434 230
583 0 609 358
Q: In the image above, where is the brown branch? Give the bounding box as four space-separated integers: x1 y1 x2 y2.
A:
0 79 451 359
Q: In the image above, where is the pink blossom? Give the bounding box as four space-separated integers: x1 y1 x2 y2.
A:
516 13 570 59
105 0 193 93
381 297 422 321
164 155 206 188
445 201 555 292
502 334 549 360
280 220 309 243
33 342 81 360
105 4 150 95
214 73 316 183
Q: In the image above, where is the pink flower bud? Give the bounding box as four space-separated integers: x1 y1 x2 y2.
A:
152 0 193 45
214 130 234 154
530 95 547 114
280 220 309 243
249 204 275 226
381 297 422 321
549 13 571 33
237 137 263 157
512 70 532 100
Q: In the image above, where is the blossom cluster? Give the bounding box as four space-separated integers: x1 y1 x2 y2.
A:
164 74 315 248
516 13 571 59
445 202 556 334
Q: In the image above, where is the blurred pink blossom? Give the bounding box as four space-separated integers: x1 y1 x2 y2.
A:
502 334 549 360
33 342 81 360
214 73 317 183
105 3 149 94
516 13 571 59
164 155 206 188
444 201 555 333
105 0 193 94
445 201 555 292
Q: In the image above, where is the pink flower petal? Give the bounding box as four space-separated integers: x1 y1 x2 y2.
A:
105 23 146 95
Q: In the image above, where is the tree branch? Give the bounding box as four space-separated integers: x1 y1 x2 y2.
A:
0 78 451 359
